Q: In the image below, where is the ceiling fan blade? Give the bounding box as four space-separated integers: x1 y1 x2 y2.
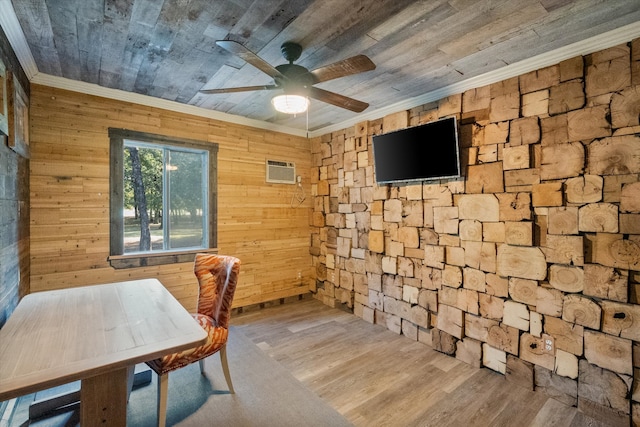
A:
308 87 369 113
200 85 278 94
310 55 376 84
216 40 285 80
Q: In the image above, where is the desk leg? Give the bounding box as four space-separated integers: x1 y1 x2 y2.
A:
80 367 129 426
126 365 136 402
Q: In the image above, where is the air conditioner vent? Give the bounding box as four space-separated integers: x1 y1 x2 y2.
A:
266 160 296 184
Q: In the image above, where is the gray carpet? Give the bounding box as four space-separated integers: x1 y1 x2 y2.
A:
17 326 352 427
128 326 352 426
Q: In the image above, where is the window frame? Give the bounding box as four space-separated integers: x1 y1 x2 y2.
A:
108 128 218 269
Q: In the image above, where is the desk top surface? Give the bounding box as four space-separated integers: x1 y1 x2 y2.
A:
0 279 207 401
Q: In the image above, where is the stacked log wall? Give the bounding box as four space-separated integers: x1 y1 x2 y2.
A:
310 40 640 425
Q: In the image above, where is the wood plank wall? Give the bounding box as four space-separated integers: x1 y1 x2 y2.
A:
29 85 313 311
0 26 30 328
0 142 29 327
310 41 640 425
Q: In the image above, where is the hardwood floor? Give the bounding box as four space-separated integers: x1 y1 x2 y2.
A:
232 297 608 427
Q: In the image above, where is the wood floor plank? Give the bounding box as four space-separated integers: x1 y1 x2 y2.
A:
529 397 578 427
231 297 607 427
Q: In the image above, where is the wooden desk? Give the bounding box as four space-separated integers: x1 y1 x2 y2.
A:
0 279 207 426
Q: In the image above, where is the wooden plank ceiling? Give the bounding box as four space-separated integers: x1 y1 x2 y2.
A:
10 0 640 131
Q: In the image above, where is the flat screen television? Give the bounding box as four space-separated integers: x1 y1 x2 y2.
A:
372 116 461 185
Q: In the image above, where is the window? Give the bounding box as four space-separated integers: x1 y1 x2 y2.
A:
109 129 218 268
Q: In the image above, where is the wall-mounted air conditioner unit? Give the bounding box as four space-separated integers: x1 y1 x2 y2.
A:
266 160 296 184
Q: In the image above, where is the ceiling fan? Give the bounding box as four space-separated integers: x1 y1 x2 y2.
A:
200 40 376 113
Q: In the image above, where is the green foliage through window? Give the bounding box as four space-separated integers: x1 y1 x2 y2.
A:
123 140 208 253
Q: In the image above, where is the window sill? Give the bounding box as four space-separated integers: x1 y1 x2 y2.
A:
108 248 218 269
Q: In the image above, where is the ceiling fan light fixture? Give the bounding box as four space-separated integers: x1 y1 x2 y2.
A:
272 94 309 114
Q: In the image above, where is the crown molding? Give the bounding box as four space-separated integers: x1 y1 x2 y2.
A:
31 73 309 137
2 0 640 139
0 0 38 79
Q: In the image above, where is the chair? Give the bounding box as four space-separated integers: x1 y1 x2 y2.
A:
146 254 241 427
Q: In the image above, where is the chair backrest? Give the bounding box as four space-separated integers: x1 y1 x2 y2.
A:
194 254 241 328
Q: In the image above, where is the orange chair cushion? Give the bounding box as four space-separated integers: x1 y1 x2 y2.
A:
195 254 239 329
146 313 228 376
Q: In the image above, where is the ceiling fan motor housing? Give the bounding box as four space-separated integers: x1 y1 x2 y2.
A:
275 63 314 89
275 42 313 93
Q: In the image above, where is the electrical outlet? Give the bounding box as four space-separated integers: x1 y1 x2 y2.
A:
545 339 553 352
